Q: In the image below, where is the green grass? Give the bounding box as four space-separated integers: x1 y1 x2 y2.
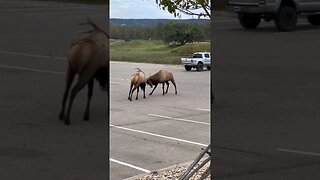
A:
110 39 210 65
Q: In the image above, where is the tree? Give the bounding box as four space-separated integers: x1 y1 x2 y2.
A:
155 0 211 19
161 22 205 45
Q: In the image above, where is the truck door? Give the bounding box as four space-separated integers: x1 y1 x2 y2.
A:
298 0 320 12
204 53 211 64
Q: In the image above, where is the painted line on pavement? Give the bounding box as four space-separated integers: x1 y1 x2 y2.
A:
0 64 128 86
110 77 130 81
110 124 208 147
276 148 320 157
110 81 128 86
0 64 65 75
148 113 210 126
110 158 151 173
0 50 66 60
196 108 210 112
64 14 108 19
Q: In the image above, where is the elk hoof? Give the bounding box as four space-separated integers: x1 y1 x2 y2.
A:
58 113 64 121
64 119 70 125
83 116 89 121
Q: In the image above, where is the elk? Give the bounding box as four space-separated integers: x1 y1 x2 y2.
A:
128 68 147 101
146 70 177 95
58 18 109 125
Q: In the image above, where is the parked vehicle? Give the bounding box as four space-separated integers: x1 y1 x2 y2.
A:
227 0 320 31
181 52 211 71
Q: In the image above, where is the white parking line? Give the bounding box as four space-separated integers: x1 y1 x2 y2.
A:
276 148 320 157
110 158 151 173
0 64 130 86
110 81 128 86
110 77 130 81
0 50 66 60
196 108 210 112
0 64 65 75
148 113 210 126
110 124 208 147
64 14 108 19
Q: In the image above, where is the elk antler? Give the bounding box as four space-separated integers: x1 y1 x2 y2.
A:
79 17 110 38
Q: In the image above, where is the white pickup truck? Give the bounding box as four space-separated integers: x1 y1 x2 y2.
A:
181 52 211 71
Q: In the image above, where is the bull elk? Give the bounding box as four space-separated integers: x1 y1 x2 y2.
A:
58 18 109 125
128 68 147 101
146 70 177 95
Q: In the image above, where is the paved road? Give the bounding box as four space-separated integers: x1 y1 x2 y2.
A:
110 62 210 179
0 1 109 179
213 12 320 179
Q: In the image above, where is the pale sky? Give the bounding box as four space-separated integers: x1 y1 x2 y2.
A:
110 0 199 19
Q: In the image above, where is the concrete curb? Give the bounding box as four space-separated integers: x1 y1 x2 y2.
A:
123 161 193 180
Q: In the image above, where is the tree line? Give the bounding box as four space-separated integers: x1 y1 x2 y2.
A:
110 21 210 45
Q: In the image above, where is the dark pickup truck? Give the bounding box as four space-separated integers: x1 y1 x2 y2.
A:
227 0 320 31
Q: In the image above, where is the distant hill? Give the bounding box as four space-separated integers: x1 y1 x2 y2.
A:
110 18 210 27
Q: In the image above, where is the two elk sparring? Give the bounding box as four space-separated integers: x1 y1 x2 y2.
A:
59 18 109 125
128 68 147 101
146 70 177 95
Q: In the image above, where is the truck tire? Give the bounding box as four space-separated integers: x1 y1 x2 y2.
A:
238 13 261 29
184 66 192 71
196 63 204 71
206 66 211 70
274 6 297 31
307 14 320 25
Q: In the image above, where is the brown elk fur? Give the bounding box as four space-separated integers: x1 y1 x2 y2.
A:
128 68 147 101
146 70 177 95
59 18 109 125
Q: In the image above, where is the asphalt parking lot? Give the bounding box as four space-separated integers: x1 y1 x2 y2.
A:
110 62 210 179
0 1 109 179
0 1 210 180
213 12 320 179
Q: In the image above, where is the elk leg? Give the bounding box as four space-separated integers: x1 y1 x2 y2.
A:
130 86 137 101
141 84 146 99
136 86 139 100
59 67 75 120
83 78 94 121
128 83 133 101
165 81 169 94
162 82 165 95
64 69 95 125
171 79 177 94
149 84 158 95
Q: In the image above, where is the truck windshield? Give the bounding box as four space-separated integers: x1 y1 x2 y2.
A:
193 54 202 58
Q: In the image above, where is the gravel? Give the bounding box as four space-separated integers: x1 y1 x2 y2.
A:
133 161 211 180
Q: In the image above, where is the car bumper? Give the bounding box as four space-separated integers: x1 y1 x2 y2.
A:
182 62 198 66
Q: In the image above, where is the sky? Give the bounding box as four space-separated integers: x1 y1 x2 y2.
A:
110 0 200 19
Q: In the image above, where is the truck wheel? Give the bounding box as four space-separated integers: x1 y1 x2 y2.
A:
196 63 204 71
206 66 211 70
184 66 192 71
238 13 261 29
307 15 320 25
274 6 297 31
